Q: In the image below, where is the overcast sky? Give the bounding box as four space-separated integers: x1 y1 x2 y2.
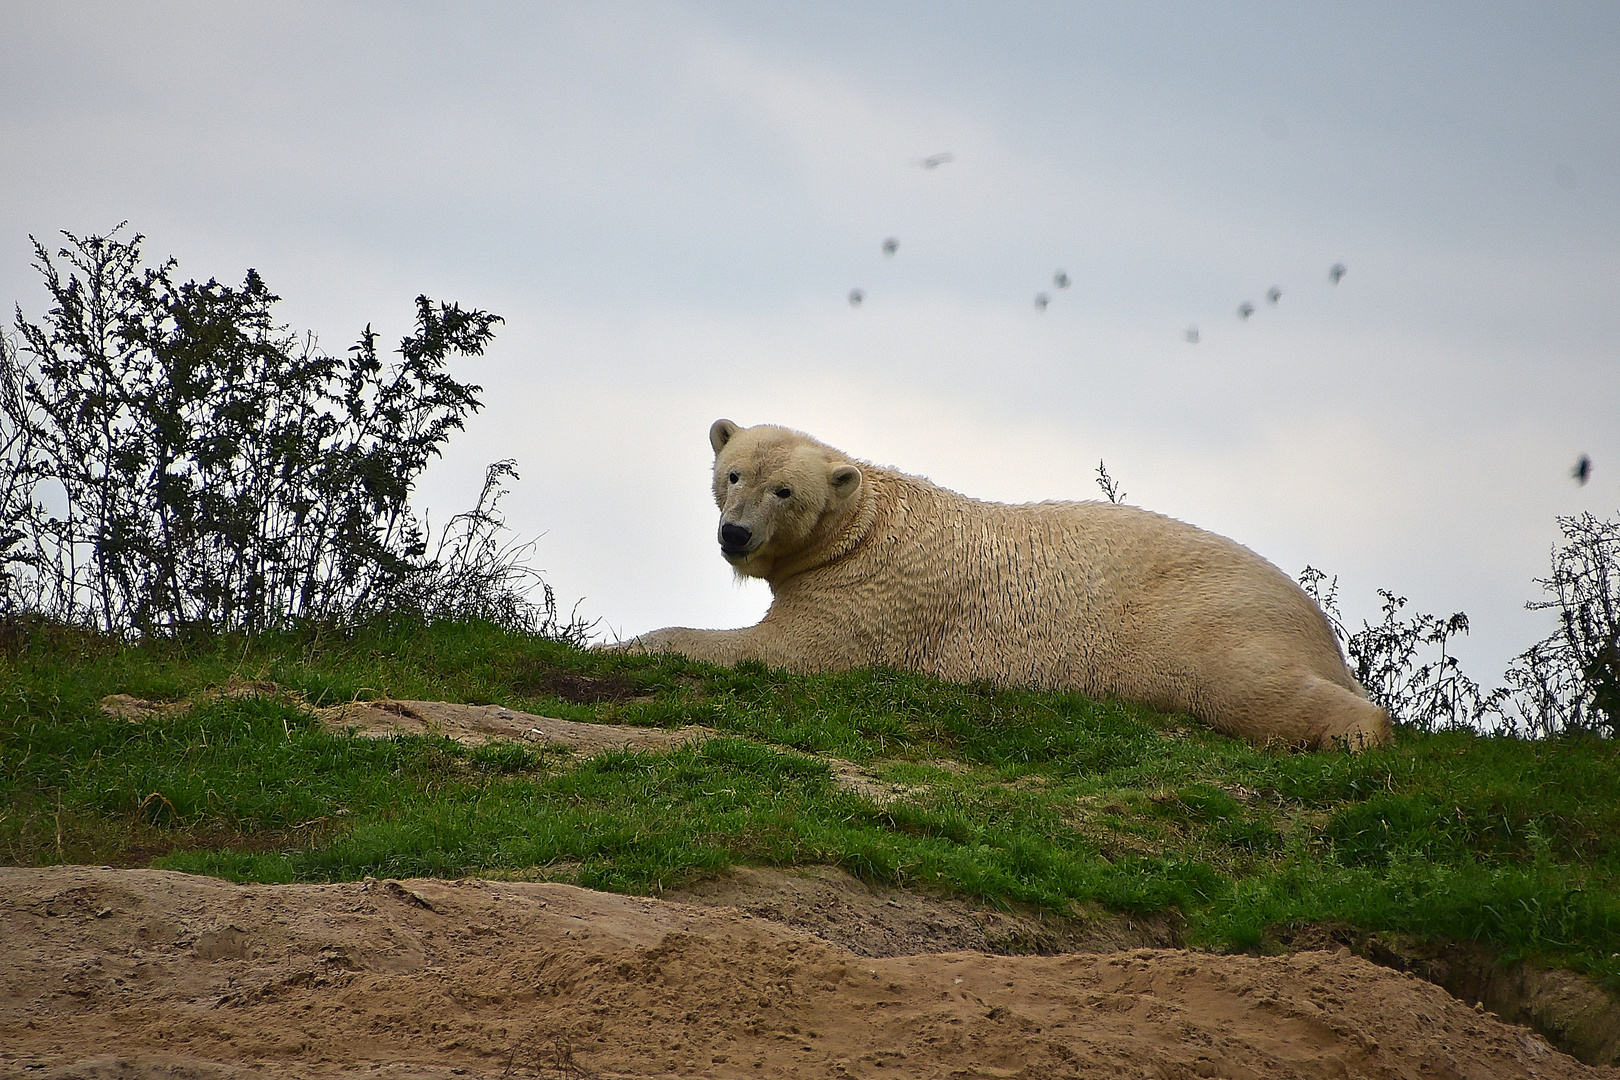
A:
3 3 1617 687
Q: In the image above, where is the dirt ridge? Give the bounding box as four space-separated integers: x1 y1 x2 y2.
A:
4 865 1616 1079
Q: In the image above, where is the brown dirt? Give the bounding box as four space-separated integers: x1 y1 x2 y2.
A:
507 670 646 705
3 866 1615 1080
666 864 1183 959
1271 924 1620 1068
670 868 1620 1067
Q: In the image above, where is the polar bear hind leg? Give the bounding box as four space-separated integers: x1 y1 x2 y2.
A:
1289 676 1393 751
1195 663 1392 752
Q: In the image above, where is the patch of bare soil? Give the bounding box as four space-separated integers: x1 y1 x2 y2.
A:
666 864 1182 959
3 866 1614 1080
677 869 1620 1068
508 669 645 705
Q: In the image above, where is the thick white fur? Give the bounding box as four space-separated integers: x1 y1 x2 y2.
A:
623 421 1390 751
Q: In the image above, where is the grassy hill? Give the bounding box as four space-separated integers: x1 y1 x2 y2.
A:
3 617 1617 995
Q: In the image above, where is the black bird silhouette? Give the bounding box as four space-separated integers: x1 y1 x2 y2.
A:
1266 286 1282 306
1237 302 1255 320
848 288 865 307
1574 455 1592 485
1054 270 1070 289
1185 326 1200 344
882 237 898 257
917 152 955 168
1034 293 1050 312
1329 263 1347 285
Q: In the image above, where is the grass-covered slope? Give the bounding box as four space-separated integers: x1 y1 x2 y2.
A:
2 618 1617 990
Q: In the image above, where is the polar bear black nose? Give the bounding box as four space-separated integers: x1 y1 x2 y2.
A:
719 523 752 552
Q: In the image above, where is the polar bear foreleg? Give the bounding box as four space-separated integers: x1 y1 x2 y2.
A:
609 625 797 670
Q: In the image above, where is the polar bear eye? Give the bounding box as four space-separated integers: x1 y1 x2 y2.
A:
775 487 792 499
728 472 739 484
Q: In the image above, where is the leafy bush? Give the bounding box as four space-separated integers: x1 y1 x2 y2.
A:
1 226 585 639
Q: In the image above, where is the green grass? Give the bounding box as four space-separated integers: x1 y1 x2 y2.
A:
2 616 1618 991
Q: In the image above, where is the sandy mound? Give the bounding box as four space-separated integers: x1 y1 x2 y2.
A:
3 866 1613 1080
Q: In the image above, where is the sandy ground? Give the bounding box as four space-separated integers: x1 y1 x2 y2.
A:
3 865 1616 1080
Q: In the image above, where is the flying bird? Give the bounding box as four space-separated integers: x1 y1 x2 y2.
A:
917 152 955 169
1329 263 1347 285
1034 293 1050 312
1574 455 1592 485
848 288 865 307
1237 302 1255 320
1185 326 1200 344
1266 286 1282 306
882 237 899 257
1053 270 1070 289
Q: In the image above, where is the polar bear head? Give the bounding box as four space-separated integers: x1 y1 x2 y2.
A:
707 419 864 580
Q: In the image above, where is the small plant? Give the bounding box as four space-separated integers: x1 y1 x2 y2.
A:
1349 592 1496 732
1095 460 1126 504
1296 565 1345 639
0 335 41 617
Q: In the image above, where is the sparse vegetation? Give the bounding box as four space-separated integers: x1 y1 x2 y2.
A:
1299 567 1495 732
1299 511 1620 739
1497 513 1620 738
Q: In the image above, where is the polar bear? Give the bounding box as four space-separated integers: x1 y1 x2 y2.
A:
621 420 1390 751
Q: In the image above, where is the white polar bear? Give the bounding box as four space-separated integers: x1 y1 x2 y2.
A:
621 420 1390 751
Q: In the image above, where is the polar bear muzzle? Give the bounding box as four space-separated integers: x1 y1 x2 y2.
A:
718 521 754 557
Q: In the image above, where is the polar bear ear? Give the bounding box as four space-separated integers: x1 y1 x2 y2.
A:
827 463 862 497
710 419 740 454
